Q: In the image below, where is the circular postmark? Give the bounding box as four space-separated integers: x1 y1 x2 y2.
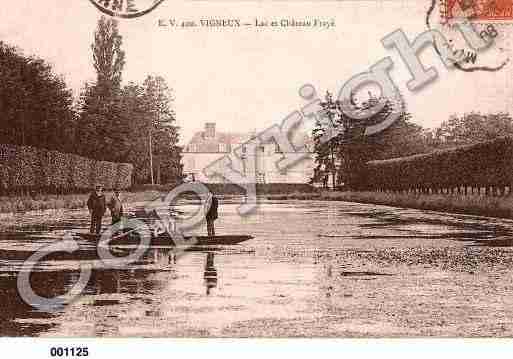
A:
88 0 166 19
427 0 510 72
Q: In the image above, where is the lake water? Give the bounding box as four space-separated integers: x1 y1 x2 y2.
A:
2 199 513 337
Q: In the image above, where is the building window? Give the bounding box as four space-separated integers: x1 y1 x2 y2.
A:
257 172 266 184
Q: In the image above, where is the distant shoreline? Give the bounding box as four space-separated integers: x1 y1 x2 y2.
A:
266 191 513 220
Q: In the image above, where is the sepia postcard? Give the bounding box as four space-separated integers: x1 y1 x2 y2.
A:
2 0 513 351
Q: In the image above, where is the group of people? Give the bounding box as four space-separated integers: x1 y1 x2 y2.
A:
86 184 219 237
87 184 124 234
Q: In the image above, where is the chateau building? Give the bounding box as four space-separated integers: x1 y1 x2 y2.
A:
182 123 315 184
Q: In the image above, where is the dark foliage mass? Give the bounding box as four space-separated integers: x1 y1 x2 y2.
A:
0 16 182 190
311 91 431 188
75 17 182 185
0 42 76 153
311 91 513 194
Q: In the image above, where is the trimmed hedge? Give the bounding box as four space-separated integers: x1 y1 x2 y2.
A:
360 136 513 193
0 144 133 193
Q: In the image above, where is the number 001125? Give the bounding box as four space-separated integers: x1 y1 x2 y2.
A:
50 347 89 357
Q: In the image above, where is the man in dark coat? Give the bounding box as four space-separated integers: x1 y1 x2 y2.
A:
206 193 218 237
107 188 124 225
87 184 106 234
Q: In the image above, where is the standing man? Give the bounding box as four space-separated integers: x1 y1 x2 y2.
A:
87 184 106 235
206 192 219 237
108 188 124 225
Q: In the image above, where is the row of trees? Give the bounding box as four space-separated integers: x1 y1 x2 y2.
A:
425 112 513 149
0 17 183 186
364 137 513 195
311 91 513 189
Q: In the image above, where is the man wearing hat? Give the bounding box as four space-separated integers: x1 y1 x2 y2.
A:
108 188 124 225
87 184 106 234
205 192 219 237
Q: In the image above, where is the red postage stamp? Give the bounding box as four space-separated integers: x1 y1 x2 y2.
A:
444 0 513 20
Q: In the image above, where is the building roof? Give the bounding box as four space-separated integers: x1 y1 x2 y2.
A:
185 131 254 153
184 123 313 153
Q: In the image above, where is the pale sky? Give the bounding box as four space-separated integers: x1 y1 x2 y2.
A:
1 0 512 144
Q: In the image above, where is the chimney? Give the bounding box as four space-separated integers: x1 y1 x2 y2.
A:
205 122 216 138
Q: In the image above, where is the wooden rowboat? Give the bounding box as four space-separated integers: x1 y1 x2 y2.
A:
77 231 253 247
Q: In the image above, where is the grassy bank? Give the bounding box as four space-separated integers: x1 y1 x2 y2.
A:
267 191 513 219
0 190 163 214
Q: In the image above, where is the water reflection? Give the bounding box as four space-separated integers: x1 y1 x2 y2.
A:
0 274 56 336
0 245 181 336
204 253 218 296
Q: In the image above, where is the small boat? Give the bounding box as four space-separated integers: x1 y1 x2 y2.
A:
77 231 253 247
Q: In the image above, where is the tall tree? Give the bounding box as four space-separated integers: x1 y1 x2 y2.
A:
120 82 152 184
311 90 427 188
76 16 128 161
92 16 125 95
312 91 345 187
142 75 182 184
